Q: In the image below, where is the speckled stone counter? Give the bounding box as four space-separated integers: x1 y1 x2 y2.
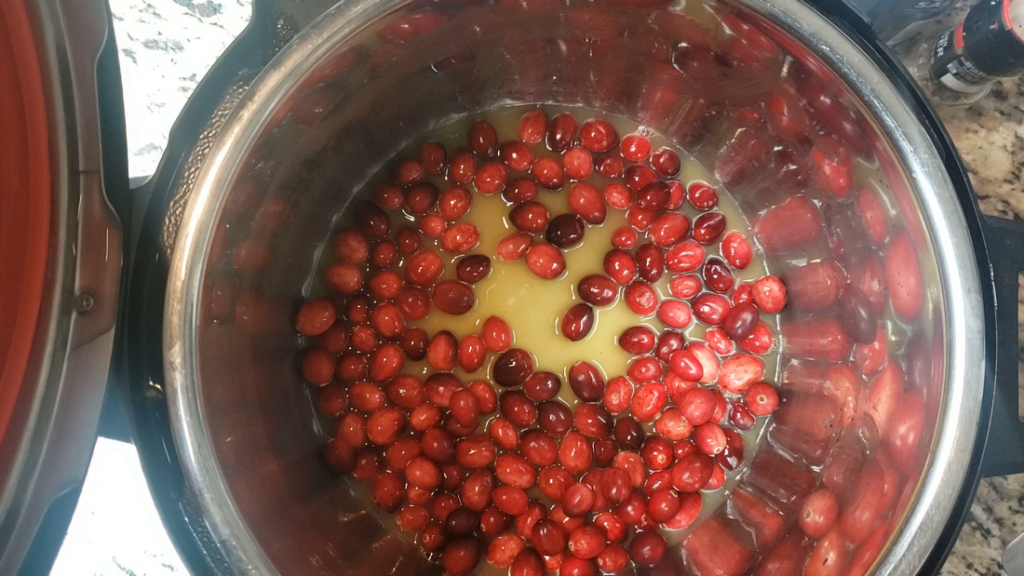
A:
936 77 1024 576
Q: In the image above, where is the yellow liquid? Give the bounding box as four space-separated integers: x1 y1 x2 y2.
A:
392 106 775 409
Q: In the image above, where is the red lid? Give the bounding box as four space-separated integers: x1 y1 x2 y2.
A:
0 0 52 446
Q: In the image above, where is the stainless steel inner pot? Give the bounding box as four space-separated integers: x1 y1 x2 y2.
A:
163 0 986 573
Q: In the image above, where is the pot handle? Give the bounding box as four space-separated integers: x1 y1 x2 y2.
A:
979 214 1024 477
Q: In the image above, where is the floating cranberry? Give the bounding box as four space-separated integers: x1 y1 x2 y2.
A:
504 177 539 203
538 401 573 437
494 348 534 387
546 214 586 248
469 119 498 158
353 200 391 239
650 213 691 248
569 183 606 224
618 326 655 355
595 154 624 179
625 164 658 192
563 147 594 181
753 275 787 313
651 148 681 177
519 110 548 144
295 299 336 336
613 417 645 451
687 182 719 210
525 243 566 279
569 361 605 402
547 113 578 152
692 212 726 244
449 149 476 185
483 316 512 352
624 282 658 316
497 232 533 261
620 134 651 161
636 243 665 283
456 254 491 284
562 303 595 342
658 300 692 329
579 119 617 152
603 182 632 210
603 249 637 284
510 201 551 232
532 158 565 189
563 482 596 517
635 181 670 212
666 240 705 273
603 377 634 415
500 141 534 172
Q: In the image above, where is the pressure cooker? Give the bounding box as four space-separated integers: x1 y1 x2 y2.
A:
3 0 1024 574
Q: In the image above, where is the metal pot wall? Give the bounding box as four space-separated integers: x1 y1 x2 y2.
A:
115 0 1024 574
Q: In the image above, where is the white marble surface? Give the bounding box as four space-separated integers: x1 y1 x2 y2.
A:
58 1 1024 574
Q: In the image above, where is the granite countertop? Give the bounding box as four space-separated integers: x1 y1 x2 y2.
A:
94 1 1024 575
936 79 1024 576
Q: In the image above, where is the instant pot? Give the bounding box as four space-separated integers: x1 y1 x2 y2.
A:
4 0 1024 574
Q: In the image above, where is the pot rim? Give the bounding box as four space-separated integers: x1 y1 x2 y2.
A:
163 1 988 574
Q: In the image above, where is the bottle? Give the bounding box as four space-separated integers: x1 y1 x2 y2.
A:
896 0 1024 108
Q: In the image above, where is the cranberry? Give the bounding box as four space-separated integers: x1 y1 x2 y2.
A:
603 249 637 285
482 315 512 352
648 489 681 523
547 113 578 152
325 263 363 294
418 522 449 553
703 257 735 293
511 548 544 576
686 181 719 210
651 148 681 177
433 280 476 316
611 226 637 249
631 382 667 422
635 181 670 211
800 488 839 539
729 402 756 430
533 519 567 556
603 377 633 415
532 158 565 189
489 418 519 451
519 110 548 144
525 243 566 279
693 293 731 326
596 154 624 179
521 429 559 466
562 303 595 342
745 382 780 416
374 182 403 210
400 327 428 360
501 390 538 427
469 119 498 158
405 250 443 286
629 532 667 566
614 492 646 525
568 183 606 224
563 147 594 181
603 182 632 210
624 164 658 192
579 119 617 152
404 182 439 215
419 141 447 175
693 422 727 456
456 435 497 469
539 466 574 501
353 200 391 239
494 348 534 387
655 408 693 442
488 533 526 568
666 240 706 273
482 506 514 538
692 212 726 244
427 331 458 372
504 177 539 203
560 432 594 474
618 326 655 355
627 357 663 383
658 300 692 329
443 537 484 576
568 525 608 560
597 545 629 573
546 213 586 248
409 403 442 432
500 141 535 172
671 452 713 492
538 401 573 437
723 302 759 340
650 213 691 248
568 361 606 402
563 482 596 517
456 254 491 284
446 506 481 535
510 201 551 233
642 437 674 470
636 243 665 283
679 387 715 426
324 437 356 472
398 506 431 533
620 134 651 161
624 282 658 316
